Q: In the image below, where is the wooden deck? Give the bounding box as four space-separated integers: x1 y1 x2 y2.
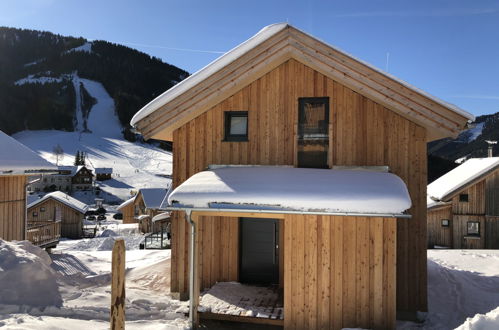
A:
198 282 283 326
27 221 61 248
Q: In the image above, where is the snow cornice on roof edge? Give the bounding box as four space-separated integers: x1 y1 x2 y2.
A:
131 23 474 142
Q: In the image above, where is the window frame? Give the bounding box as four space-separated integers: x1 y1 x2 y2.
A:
32 211 38 217
459 194 469 202
224 111 249 142
40 207 45 212
441 219 450 227
466 221 480 237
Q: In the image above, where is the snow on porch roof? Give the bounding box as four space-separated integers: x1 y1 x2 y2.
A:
0 130 56 176
167 167 412 216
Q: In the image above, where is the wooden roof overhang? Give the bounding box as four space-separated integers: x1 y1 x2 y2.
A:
131 24 474 142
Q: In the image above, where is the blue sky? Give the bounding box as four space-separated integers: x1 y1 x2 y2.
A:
1 0 498 117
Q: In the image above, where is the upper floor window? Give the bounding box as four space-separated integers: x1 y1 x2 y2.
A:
459 194 469 202
224 111 248 141
297 97 329 168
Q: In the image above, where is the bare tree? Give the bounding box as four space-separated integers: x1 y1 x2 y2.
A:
53 144 64 166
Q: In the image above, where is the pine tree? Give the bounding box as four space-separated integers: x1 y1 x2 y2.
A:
74 151 80 166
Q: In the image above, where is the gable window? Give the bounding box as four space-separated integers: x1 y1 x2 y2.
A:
297 97 329 168
40 207 45 212
459 194 469 202
467 221 480 236
224 111 248 141
441 219 450 227
32 212 38 217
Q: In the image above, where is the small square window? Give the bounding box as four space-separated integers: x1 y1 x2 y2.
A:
40 207 45 212
467 221 480 236
459 194 469 202
32 212 38 217
224 111 248 141
441 219 450 227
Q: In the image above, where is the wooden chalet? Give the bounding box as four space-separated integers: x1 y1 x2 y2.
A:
130 23 473 329
95 167 112 181
27 191 88 239
0 130 58 248
117 188 169 232
117 197 135 224
427 157 499 249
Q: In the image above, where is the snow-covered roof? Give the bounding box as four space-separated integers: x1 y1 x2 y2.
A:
117 197 135 210
152 212 170 223
95 168 112 174
28 191 89 214
131 23 473 141
167 167 412 215
428 157 499 204
57 165 92 176
0 130 57 176
139 188 169 210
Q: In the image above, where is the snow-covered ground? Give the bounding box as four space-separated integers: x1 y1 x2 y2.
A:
13 72 172 202
0 224 188 329
2 234 499 330
399 249 499 330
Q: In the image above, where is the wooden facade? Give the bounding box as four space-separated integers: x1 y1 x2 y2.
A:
27 198 83 239
118 199 135 224
0 176 27 241
131 24 472 328
169 59 428 317
428 168 499 249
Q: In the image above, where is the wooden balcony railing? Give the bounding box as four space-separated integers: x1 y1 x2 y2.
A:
27 221 61 248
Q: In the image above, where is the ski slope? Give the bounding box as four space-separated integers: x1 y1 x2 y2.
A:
14 75 172 202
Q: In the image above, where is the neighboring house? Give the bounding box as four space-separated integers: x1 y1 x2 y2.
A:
0 130 58 247
427 157 499 249
117 197 135 224
130 24 473 329
27 191 88 239
133 188 169 233
28 165 94 193
95 168 112 181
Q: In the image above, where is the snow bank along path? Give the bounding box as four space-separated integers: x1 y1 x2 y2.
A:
0 240 62 307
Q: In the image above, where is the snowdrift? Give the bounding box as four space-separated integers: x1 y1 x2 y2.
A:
0 240 62 307
456 307 499 330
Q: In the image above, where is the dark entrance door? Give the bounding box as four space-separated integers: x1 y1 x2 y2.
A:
239 218 279 285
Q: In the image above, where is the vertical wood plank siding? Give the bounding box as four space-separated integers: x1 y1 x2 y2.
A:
120 203 135 224
451 180 486 215
171 59 427 313
27 198 83 238
427 207 453 248
0 176 27 241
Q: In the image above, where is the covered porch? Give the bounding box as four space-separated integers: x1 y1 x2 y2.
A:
167 166 412 329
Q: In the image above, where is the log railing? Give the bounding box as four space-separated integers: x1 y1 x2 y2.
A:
27 221 61 247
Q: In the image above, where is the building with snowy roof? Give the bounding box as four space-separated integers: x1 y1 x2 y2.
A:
130 24 473 329
28 165 94 193
0 130 57 246
117 188 169 232
27 191 88 239
427 157 499 249
95 167 112 181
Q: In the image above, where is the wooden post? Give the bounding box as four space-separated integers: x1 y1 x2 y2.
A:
110 239 125 330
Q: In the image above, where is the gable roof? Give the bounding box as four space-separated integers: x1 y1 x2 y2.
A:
0 130 57 176
28 191 89 214
138 188 169 210
427 157 499 204
117 196 135 210
131 23 474 142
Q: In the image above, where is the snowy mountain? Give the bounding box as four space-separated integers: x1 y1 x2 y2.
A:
0 26 188 137
429 112 499 161
14 75 172 202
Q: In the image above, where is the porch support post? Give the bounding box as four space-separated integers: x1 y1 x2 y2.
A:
186 210 199 328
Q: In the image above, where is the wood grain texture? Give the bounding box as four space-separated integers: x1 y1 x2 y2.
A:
0 176 27 241
427 206 453 248
170 59 427 313
283 215 396 330
110 239 126 330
